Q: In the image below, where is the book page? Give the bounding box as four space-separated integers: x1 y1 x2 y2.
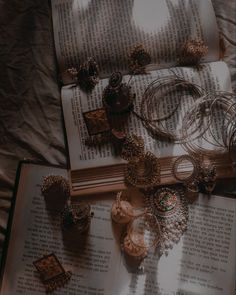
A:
115 194 236 295
0 164 235 294
62 61 232 171
51 0 220 83
0 164 120 295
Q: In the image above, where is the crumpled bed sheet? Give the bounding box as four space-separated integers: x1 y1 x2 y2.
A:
0 0 235 257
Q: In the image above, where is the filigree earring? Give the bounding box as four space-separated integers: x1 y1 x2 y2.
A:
125 152 160 189
61 203 93 233
41 175 69 209
121 134 144 161
178 38 208 67
128 44 151 74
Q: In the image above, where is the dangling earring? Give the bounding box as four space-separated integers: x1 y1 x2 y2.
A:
125 152 160 189
145 186 189 255
67 58 99 91
111 191 135 224
122 212 161 260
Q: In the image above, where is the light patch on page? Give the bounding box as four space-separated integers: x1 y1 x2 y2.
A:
132 0 169 32
73 0 91 9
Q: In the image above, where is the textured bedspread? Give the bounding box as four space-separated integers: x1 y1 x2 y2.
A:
0 0 66 253
0 0 235 257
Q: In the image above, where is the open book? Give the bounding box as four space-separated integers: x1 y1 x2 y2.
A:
0 163 235 294
51 0 234 195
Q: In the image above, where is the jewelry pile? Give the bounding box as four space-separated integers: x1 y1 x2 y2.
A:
44 38 236 276
75 41 236 267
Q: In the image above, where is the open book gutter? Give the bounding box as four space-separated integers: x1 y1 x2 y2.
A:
70 154 236 196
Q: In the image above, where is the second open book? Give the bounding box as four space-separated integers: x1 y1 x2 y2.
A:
52 0 233 195
1 163 235 294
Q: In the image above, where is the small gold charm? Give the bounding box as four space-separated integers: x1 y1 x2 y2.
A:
178 38 208 66
67 67 78 79
110 129 127 154
128 44 151 74
33 253 72 293
103 72 135 114
111 129 127 144
83 108 110 135
125 152 160 188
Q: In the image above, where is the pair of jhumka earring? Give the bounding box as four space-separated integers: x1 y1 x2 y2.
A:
67 58 99 91
128 38 208 75
66 37 208 92
111 186 189 261
128 38 207 74
111 191 161 261
172 155 217 195
41 175 93 234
